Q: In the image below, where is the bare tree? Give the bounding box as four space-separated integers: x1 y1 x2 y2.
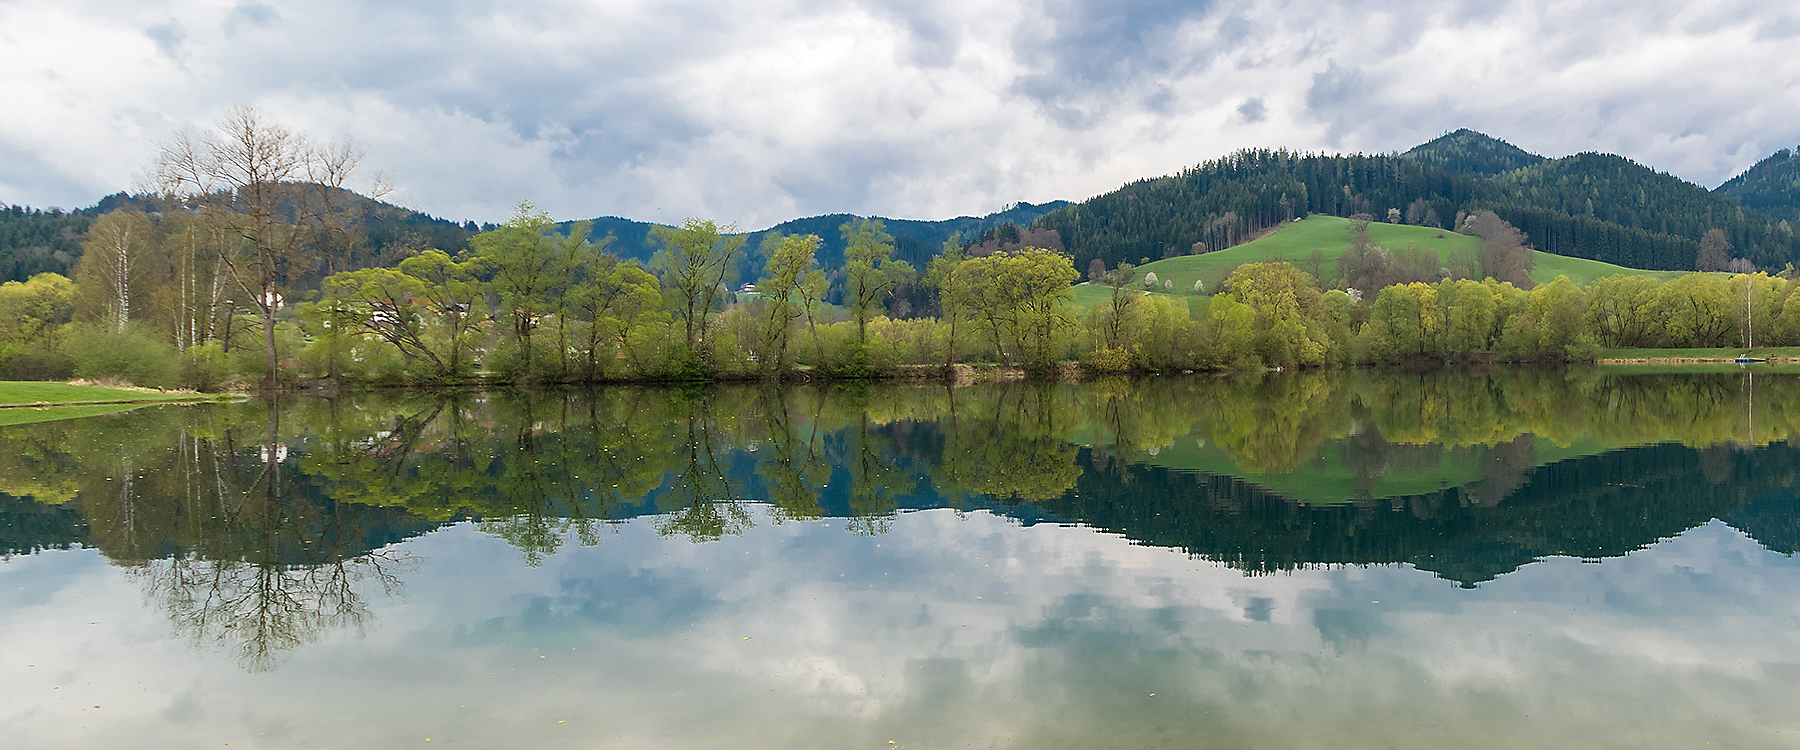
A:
1464 210 1535 288
151 107 381 388
1697 228 1733 272
74 209 156 333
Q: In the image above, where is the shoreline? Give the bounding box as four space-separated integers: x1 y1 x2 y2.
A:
0 395 237 410
1597 357 1799 365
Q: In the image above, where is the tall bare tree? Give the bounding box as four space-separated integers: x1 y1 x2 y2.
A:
73 209 157 333
151 106 381 388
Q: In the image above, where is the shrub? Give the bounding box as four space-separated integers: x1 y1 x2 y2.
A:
61 323 178 388
179 344 230 391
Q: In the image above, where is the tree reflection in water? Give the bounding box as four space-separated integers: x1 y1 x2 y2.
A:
5 369 1800 668
133 549 413 672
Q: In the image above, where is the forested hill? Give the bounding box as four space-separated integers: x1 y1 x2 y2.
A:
1400 128 1546 176
1036 132 1800 275
568 200 1072 273
0 189 482 286
1716 146 1800 221
0 205 93 282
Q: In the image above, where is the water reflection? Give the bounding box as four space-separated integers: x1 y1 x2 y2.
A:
1 369 1798 668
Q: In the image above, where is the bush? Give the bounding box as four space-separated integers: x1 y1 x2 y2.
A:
0 342 74 381
179 344 230 391
61 323 178 388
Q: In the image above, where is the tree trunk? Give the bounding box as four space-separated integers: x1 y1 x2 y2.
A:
263 280 279 391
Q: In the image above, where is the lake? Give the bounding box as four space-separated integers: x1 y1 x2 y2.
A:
4 369 1800 748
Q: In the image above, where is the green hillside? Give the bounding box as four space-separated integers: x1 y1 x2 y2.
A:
572 201 1072 273
1128 434 1615 506
1716 146 1800 222
1069 215 1672 306
1035 134 1800 277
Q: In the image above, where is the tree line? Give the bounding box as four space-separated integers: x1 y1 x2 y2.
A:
8 199 1800 388
1033 144 1799 275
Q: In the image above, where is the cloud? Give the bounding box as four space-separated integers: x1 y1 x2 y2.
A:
7 512 1800 748
0 0 1797 226
1236 96 1266 123
223 0 279 34
143 20 186 60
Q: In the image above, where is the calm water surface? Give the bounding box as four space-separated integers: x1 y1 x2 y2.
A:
4 370 1800 748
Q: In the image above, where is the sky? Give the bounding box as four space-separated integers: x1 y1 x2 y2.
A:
2 0 1798 229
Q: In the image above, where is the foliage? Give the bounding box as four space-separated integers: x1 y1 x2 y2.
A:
1034 141 1800 276
1398 129 1546 177
957 246 1079 371
0 273 76 380
650 218 746 366
60 323 179 388
0 204 94 282
1715 146 1800 222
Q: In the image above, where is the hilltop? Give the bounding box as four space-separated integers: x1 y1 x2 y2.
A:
1716 146 1800 221
1400 128 1547 177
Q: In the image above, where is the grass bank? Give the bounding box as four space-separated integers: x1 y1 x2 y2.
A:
0 381 233 409
1598 347 1800 365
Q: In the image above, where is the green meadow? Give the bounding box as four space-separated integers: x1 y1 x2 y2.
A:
0 381 227 408
1067 215 1679 308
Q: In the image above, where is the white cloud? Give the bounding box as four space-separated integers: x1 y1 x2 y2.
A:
1 0 1796 226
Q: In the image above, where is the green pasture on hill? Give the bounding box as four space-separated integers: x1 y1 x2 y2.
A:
1114 433 1617 506
1529 253 1688 287
1067 215 1678 308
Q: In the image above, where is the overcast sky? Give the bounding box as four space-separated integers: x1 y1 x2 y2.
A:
3 0 1798 228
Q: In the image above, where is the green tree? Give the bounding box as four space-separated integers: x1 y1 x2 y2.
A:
472 203 583 378
650 218 746 361
925 233 976 369
397 249 490 378
1367 282 1443 360
840 219 915 344
569 252 662 380
1220 262 1334 366
756 233 823 373
1442 278 1498 356
315 267 445 378
960 247 1078 371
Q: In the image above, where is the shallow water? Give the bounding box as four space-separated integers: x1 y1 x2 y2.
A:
4 370 1799 748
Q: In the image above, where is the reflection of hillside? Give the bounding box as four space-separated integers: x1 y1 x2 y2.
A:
1040 441 1800 586
1118 370 1800 504
4 371 1800 620
0 491 88 555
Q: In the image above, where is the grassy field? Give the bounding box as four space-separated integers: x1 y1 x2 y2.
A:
1598 346 1800 360
1066 215 1678 308
1530 253 1687 287
0 381 223 408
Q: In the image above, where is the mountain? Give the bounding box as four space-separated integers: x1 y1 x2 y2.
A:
1484 152 1785 269
0 204 96 282
1716 146 1800 222
569 200 1072 274
0 189 481 285
1400 129 1546 177
1034 132 1800 274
